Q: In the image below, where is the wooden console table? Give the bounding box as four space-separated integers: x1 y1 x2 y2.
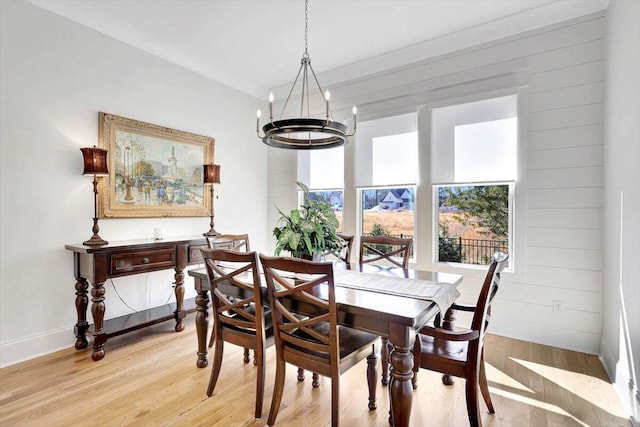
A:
65 236 207 361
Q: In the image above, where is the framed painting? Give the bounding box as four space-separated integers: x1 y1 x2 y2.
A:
97 112 215 218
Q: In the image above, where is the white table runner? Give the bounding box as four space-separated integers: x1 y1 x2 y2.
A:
334 269 460 314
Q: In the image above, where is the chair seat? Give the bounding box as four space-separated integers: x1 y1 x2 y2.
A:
287 322 378 360
417 333 468 362
416 333 469 378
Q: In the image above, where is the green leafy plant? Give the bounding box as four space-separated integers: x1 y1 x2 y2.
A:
273 182 343 259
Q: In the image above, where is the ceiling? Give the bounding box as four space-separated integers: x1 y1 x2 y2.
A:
28 0 608 99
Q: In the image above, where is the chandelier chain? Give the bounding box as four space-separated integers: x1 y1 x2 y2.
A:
304 0 309 57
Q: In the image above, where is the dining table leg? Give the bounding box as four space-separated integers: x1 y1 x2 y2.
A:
388 324 416 427
195 279 210 368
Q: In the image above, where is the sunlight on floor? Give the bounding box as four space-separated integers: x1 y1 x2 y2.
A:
485 356 630 421
488 384 591 426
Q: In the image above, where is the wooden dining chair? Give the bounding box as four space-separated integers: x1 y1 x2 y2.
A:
200 248 270 418
358 235 413 385
259 254 380 426
412 252 509 427
359 235 412 269
205 234 253 363
206 233 250 252
324 234 354 265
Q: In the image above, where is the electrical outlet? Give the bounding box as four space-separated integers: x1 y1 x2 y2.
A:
552 300 562 312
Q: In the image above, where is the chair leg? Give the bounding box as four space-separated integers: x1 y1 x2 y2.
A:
465 371 481 427
207 321 215 348
243 348 250 363
381 337 390 386
268 358 287 426
206 335 224 396
479 351 495 414
312 372 320 388
411 336 421 390
254 344 265 418
297 367 305 381
331 373 340 427
367 348 377 410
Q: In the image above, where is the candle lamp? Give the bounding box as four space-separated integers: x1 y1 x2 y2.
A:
203 164 221 236
80 146 109 246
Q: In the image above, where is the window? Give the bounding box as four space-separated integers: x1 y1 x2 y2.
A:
297 146 344 231
361 186 415 257
355 113 418 256
431 95 517 266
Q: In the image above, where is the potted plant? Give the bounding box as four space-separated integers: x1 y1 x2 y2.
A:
273 182 343 260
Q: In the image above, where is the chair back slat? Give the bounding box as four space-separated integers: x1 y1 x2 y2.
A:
359 235 413 269
206 233 251 252
324 234 354 264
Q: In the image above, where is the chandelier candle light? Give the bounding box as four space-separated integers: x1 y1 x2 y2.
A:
80 146 109 246
203 163 221 236
256 0 357 149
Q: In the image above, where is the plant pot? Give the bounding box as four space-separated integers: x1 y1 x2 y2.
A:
296 253 323 262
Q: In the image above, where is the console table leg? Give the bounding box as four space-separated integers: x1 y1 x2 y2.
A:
173 269 185 332
195 289 210 368
74 277 89 350
441 307 457 386
91 281 106 361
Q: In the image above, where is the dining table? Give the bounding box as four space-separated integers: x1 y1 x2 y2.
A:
188 262 463 427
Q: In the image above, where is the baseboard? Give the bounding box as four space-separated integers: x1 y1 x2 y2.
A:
600 337 639 426
0 326 73 368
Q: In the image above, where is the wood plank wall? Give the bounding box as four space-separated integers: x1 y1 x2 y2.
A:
266 12 605 354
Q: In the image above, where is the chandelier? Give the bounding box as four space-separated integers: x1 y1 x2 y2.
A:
256 0 356 150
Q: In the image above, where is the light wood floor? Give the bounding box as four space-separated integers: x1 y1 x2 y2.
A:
0 321 630 427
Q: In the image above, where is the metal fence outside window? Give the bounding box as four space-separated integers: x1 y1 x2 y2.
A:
359 233 506 265
439 237 508 265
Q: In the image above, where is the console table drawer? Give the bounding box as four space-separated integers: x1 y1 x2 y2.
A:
189 245 207 264
110 249 176 275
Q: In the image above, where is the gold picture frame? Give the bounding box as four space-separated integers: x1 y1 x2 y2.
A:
97 112 215 218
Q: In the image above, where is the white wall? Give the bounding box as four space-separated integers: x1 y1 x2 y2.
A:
0 1 267 367
268 12 608 354
602 0 640 423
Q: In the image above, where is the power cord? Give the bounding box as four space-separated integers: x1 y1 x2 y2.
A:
110 278 177 312
109 279 139 313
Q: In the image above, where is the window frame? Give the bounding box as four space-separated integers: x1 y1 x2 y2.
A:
433 182 513 270
417 87 527 275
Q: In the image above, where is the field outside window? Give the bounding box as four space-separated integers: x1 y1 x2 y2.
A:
361 187 415 257
437 184 510 266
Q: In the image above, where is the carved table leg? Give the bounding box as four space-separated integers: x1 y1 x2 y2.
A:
91 281 106 361
388 325 415 427
441 307 457 385
195 288 210 368
174 268 185 332
74 277 89 350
